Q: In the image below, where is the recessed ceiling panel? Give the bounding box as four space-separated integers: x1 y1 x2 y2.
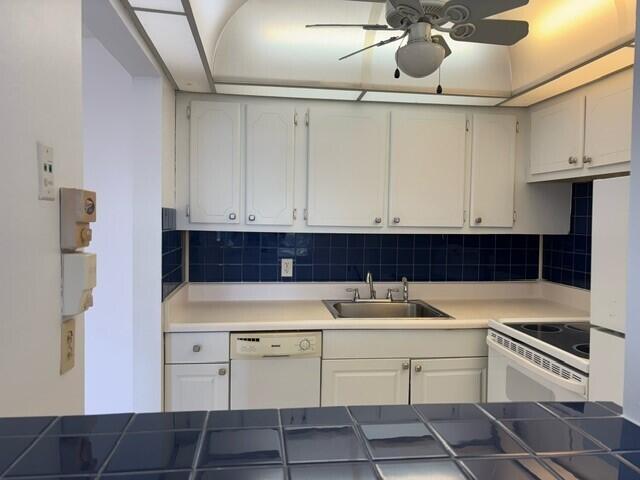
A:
216 84 362 101
136 11 209 92
362 91 506 106
129 0 184 13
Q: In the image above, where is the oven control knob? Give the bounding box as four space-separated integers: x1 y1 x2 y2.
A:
299 339 311 351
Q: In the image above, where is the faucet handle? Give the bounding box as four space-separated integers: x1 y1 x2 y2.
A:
386 288 400 300
346 287 360 301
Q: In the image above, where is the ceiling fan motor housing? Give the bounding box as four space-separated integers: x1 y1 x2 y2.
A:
386 0 447 28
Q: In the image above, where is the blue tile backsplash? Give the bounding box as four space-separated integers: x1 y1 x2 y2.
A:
542 182 592 290
189 232 540 283
162 208 184 300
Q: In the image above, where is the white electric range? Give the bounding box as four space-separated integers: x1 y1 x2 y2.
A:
487 318 591 402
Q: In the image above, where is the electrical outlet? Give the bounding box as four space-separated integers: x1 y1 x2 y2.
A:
60 318 75 374
281 258 294 278
37 142 55 201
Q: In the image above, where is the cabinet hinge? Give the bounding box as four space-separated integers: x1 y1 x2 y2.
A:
187 106 191 119
303 208 308 220
516 121 520 134
513 210 517 223
463 210 467 224
186 205 190 217
293 208 297 220
294 112 298 126
305 111 309 127
465 120 470 132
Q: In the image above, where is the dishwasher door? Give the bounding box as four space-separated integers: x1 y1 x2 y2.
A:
230 357 321 409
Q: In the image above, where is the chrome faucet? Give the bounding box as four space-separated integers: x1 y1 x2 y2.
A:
402 277 409 302
366 271 376 299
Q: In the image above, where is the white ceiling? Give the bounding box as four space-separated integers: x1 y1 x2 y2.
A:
124 0 636 106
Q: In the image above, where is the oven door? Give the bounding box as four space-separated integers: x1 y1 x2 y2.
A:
487 331 588 402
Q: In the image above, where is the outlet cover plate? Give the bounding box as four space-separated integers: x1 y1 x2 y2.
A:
281 258 293 278
60 318 75 374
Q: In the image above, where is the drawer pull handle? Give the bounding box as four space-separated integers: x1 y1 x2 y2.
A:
218 368 227 376
192 345 202 353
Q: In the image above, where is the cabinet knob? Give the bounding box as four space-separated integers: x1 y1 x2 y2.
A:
228 212 237 220
374 217 382 224
568 156 578 165
402 361 410 370
393 217 401 224
248 214 256 222
415 364 423 373
583 156 593 164
192 345 201 353
475 217 483 225
218 368 227 376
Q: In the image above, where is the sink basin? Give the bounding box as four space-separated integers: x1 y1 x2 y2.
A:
323 300 450 319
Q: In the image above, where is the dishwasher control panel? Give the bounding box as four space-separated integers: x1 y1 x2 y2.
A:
230 332 322 359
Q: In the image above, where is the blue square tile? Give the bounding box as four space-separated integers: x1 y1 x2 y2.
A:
313 234 331 248
462 457 557 480
414 249 429 264
398 235 414 248
313 265 331 282
294 266 312 282
347 249 365 265
199 429 282 467
103 472 190 480
10 434 119 476
313 248 331 265
446 265 462 281
106 431 200 472
347 265 365 282
295 248 313 265
330 265 347 281
396 265 413 281
481 403 554 421
430 419 527 457
479 235 496 249
289 463 377 480
380 265 397 282
330 248 347 265
260 233 278 248
381 235 398 248
223 265 242 282
196 467 285 480
364 234 381 248
260 265 279 282
502 419 604 455
295 234 313 248
380 248 397 265
546 402 618 418
347 234 365 249
129 411 206 432
243 232 261 247
242 248 260 264
361 422 447 460
208 410 279 430
544 454 640 480
375 460 467 480
189 265 205 282
278 233 296 248
281 407 351 427
0 436 37 475
568 418 640 451
205 265 223 282
415 404 490 423
46 413 131 436
330 234 348 248
0 417 54 437
284 426 367 464
350 405 419 425
397 249 413 264
242 265 260 282
431 235 447 248
414 235 431 249
430 265 446 282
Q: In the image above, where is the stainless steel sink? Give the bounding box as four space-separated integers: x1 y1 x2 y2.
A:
323 300 451 319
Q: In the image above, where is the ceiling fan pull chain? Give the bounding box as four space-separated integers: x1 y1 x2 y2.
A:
437 68 443 95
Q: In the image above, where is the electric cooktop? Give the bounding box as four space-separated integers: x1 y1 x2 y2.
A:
507 322 590 359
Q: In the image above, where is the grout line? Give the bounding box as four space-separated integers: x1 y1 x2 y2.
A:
343 407 381 479
276 410 290 479
188 411 211 480
96 413 137 479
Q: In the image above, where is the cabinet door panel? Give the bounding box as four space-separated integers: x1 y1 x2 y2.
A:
246 105 295 225
388 111 466 227
585 76 633 169
321 359 409 406
470 114 517 228
189 101 241 224
165 363 229 412
308 107 388 227
410 357 487 404
530 96 585 175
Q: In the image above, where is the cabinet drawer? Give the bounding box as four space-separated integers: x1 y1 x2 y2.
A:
165 332 229 364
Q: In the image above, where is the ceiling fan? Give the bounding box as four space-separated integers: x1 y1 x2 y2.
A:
306 0 529 78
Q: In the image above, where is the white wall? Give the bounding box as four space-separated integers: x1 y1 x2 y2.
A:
162 81 176 208
83 37 135 414
0 0 84 416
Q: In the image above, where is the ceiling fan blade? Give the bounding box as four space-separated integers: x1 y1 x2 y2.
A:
305 24 398 31
444 0 528 21
339 31 408 61
432 35 452 58
450 19 528 46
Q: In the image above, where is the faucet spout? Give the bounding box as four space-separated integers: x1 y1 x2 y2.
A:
365 271 376 299
402 276 409 302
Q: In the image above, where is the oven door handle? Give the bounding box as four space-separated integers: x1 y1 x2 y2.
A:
487 336 588 396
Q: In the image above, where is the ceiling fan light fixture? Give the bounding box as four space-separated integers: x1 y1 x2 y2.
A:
396 40 445 78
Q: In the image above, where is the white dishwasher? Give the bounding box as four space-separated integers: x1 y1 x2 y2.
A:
230 332 322 410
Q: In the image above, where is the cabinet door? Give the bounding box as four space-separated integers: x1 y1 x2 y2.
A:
189 101 242 224
470 114 517 228
307 106 388 227
585 74 633 169
165 363 229 412
388 111 466 227
530 96 585 175
410 357 487 404
321 359 409 406
246 105 295 225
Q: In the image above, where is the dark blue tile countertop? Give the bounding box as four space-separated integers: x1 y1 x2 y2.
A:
0 402 637 480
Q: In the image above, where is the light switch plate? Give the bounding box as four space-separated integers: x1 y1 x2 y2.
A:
60 318 75 374
281 258 294 278
37 142 55 201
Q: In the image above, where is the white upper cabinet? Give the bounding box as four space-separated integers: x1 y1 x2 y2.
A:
388 111 467 227
307 106 389 227
189 101 242 224
584 74 633 169
530 96 585 175
246 104 296 225
470 114 517 228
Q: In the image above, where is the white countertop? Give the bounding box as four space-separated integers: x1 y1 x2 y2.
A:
165 297 589 333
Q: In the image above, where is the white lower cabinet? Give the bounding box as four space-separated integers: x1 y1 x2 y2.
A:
410 357 487 404
165 363 229 412
321 359 410 406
